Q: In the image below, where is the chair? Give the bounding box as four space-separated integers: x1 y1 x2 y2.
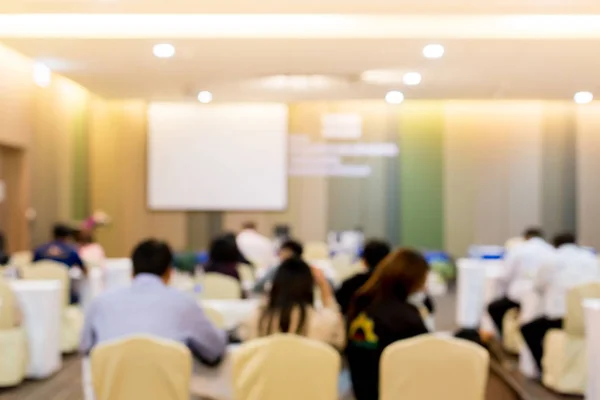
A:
233 334 341 400
304 242 329 261
9 251 32 267
380 335 489 400
542 282 600 395
21 261 84 353
502 308 523 354
238 264 255 284
202 305 226 329
91 335 192 400
0 279 28 387
200 273 242 300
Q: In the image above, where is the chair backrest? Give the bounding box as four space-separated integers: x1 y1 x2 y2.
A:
200 273 242 300
9 251 32 267
91 335 192 400
303 242 329 261
564 282 600 336
202 305 226 329
233 334 340 400
380 335 489 400
237 264 255 284
21 260 70 306
0 279 18 329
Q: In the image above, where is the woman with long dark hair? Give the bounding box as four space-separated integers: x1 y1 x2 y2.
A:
346 248 430 400
238 257 345 349
204 235 245 297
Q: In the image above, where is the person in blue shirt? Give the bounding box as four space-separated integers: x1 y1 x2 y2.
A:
80 239 227 366
33 224 86 303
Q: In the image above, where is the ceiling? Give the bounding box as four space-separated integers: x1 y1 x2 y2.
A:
2 1 600 101
3 0 600 14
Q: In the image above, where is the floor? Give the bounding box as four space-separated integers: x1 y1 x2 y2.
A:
0 290 577 400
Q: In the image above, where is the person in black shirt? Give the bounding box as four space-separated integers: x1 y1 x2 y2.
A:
346 248 430 400
336 240 435 317
335 240 390 315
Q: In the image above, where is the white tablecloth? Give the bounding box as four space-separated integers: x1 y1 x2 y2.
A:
10 280 62 379
200 299 261 330
104 259 132 291
584 299 600 400
456 259 486 328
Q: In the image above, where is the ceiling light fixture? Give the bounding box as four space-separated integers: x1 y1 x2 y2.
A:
153 43 175 58
385 91 404 105
197 91 213 103
574 91 593 104
33 62 51 87
402 72 422 86
423 44 445 59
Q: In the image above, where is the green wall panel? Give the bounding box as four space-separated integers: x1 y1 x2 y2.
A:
399 103 444 249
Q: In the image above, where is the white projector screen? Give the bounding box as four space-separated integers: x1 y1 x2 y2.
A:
148 102 288 210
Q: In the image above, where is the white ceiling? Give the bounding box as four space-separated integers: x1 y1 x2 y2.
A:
3 0 600 14
2 0 600 101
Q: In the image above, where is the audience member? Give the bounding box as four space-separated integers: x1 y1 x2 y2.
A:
236 222 275 269
0 231 9 265
487 228 554 336
346 248 429 400
34 224 86 304
335 240 390 315
75 229 106 268
222 232 253 267
80 239 227 365
239 257 345 350
253 240 335 294
204 235 245 298
521 233 600 371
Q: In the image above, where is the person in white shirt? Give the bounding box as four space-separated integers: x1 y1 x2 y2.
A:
236 222 275 270
521 233 600 371
488 228 555 336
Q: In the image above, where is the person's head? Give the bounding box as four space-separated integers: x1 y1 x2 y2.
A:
131 239 173 283
260 257 315 336
524 227 544 240
278 240 303 262
348 248 429 321
242 221 257 231
361 239 391 272
209 236 240 264
53 224 74 242
553 233 576 248
75 229 94 245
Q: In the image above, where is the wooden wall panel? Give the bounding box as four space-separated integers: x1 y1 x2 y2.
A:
444 102 543 255
88 100 187 257
576 104 600 249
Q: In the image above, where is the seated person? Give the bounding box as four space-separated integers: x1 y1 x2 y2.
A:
346 248 429 400
203 235 246 298
521 233 600 372
236 221 275 270
80 239 227 366
487 227 555 336
336 240 390 315
222 232 253 267
75 229 106 268
336 239 435 317
239 257 345 350
253 240 335 294
33 224 86 304
0 232 9 265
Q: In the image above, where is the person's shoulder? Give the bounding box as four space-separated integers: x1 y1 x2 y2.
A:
341 273 370 287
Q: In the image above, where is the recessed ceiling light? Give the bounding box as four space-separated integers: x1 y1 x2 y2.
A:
33 62 51 87
423 44 444 59
385 91 404 105
197 91 213 103
402 72 422 86
153 43 175 58
574 91 593 104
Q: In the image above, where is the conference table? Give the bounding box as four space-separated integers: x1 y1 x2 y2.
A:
10 280 62 379
200 299 261 330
